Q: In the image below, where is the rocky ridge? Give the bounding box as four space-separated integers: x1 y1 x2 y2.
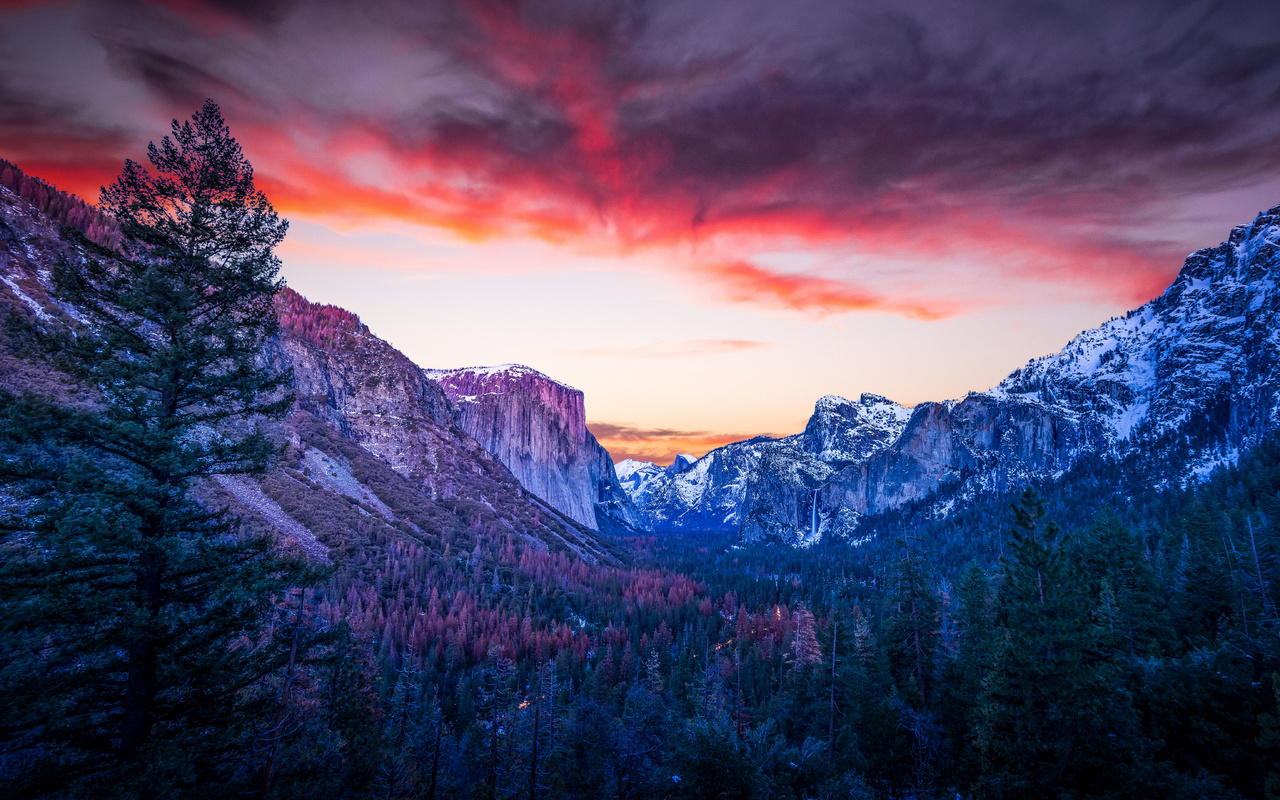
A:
622 205 1280 544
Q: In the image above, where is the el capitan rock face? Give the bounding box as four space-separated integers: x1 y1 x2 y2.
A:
269 293 619 562
423 365 640 532
623 204 1280 544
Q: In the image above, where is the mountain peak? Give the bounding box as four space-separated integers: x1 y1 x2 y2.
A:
423 363 579 394
668 454 697 473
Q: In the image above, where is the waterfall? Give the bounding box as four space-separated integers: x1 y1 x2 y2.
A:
810 489 819 540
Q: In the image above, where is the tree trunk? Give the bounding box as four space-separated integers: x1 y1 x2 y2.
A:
262 590 305 793
828 618 838 764
528 696 540 800
427 711 441 800
120 551 163 762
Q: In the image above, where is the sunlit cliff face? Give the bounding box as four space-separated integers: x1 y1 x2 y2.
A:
4 0 1280 463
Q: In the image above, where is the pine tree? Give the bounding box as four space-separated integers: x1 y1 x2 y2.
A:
1072 508 1169 657
976 490 1143 799
941 559 994 786
886 538 940 707
1171 502 1235 644
0 100 317 797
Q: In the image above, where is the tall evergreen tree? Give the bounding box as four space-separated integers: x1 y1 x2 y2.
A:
938 559 994 786
976 490 1147 799
886 538 940 707
0 100 317 797
1072 508 1169 657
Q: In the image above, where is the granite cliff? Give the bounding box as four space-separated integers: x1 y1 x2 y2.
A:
423 365 640 532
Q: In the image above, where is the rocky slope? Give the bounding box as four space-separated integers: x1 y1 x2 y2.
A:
423 365 640 532
623 205 1280 544
626 394 912 541
615 459 668 507
0 180 617 565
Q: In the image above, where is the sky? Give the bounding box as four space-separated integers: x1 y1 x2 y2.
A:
3 0 1280 463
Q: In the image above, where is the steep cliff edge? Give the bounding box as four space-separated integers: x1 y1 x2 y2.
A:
423 365 640 531
270 293 617 562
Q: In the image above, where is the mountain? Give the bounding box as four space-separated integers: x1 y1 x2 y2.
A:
0 180 617 566
621 204 1280 544
614 459 667 506
423 365 640 532
630 435 777 533
626 394 909 542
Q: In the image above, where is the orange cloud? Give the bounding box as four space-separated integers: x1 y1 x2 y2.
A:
1 0 1211 318
589 422 780 465
694 259 961 319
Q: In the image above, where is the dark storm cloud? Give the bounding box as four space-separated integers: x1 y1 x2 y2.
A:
603 0 1280 212
3 0 1279 311
103 42 249 109
199 0 298 26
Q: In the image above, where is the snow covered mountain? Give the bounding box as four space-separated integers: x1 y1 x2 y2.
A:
992 211 1280 449
621 204 1280 543
614 459 667 506
625 394 912 541
424 365 640 532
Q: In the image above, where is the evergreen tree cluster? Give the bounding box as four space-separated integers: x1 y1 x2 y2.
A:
276 287 367 349
0 158 121 248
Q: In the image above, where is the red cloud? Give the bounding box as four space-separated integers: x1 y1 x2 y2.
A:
1 0 1218 317
695 260 961 319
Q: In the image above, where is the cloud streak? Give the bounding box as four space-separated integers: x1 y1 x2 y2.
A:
569 338 773 358
696 260 961 319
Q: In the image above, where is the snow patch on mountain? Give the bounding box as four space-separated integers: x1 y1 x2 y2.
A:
423 364 579 393
615 459 666 506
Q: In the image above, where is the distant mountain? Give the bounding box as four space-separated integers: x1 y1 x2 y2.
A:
614 459 667 506
423 365 640 532
624 394 909 542
620 204 1280 544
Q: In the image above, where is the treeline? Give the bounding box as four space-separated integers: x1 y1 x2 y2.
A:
634 437 1280 799
0 158 120 248
277 286 367 348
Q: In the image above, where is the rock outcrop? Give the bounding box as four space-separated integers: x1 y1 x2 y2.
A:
271 294 618 562
423 365 639 531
